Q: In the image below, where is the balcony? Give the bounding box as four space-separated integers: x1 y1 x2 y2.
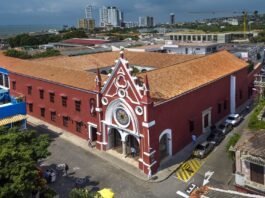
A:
0 97 26 119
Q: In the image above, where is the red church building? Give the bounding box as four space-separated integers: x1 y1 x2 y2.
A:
0 50 259 175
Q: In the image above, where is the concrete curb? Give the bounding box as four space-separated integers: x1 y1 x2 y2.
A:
27 116 190 183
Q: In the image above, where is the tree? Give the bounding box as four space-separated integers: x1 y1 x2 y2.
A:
62 29 87 40
131 66 140 76
247 60 254 73
225 133 241 160
0 127 50 198
69 188 100 198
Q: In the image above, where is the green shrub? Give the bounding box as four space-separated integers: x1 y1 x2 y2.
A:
248 99 265 129
4 49 31 59
32 49 60 58
226 133 241 159
69 188 100 198
4 49 60 59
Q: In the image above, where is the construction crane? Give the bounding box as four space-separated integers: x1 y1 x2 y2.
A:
189 10 258 34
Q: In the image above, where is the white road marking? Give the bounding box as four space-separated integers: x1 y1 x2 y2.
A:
203 170 214 186
176 191 189 198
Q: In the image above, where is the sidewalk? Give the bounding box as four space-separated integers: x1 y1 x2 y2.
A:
27 116 195 183
27 99 250 183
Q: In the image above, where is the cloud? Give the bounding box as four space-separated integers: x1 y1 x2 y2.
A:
0 0 264 25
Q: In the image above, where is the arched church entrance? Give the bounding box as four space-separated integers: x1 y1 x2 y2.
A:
108 128 122 154
159 129 172 162
125 134 140 159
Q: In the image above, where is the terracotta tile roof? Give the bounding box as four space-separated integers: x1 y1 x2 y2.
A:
138 51 248 102
0 51 247 102
235 131 265 158
28 51 200 71
0 52 107 91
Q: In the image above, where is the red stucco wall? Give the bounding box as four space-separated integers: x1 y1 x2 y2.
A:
9 73 98 139
150 67 250 163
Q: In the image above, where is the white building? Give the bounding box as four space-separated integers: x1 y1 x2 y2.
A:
99 6 123 27
138 16 154 27
223 18 239 26
99 6 108 27
166 31 257 44
163 40 219 55
85 4 93 19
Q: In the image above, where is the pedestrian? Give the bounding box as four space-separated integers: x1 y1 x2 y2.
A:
192 134 197 145
65 163 69 176
88 139 93 148
131 147 136 157
44 169 50 183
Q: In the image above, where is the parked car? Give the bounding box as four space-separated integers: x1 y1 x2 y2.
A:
207 131 225 145
217 122 233 134
193 141 215 159
225 113 242 126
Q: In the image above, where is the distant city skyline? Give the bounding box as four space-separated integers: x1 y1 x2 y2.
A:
0 0 264 25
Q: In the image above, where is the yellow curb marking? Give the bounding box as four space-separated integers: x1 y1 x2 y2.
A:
175 158 203 182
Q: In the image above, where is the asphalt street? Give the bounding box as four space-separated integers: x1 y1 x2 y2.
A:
32 110 251 198
34 125 184 198
190 110 251 190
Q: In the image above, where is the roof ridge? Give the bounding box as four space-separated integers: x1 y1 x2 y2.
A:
139 50 239 75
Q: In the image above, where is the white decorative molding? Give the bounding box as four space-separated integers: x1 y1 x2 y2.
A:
142 120 156 128
87 122 97 140
117 68 125 75
159 129 173 156
144 150 156 156
140 159 157 168
104 98 139 135
118 89 126 98
95 107 102 112
116 75 127 88
105 80 118 98
101 97 109 106
125 83 140 105
135 106 143 116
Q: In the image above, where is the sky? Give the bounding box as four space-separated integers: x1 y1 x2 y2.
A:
0 0 264 26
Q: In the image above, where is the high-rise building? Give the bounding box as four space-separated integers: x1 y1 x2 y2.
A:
78 3 95 31
78 18 95 31
170 13 175 25
146 16 154 27
138 16 154 27
99 6 123 27
85 4 93 19
99 6 108 27
138 17 145 27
